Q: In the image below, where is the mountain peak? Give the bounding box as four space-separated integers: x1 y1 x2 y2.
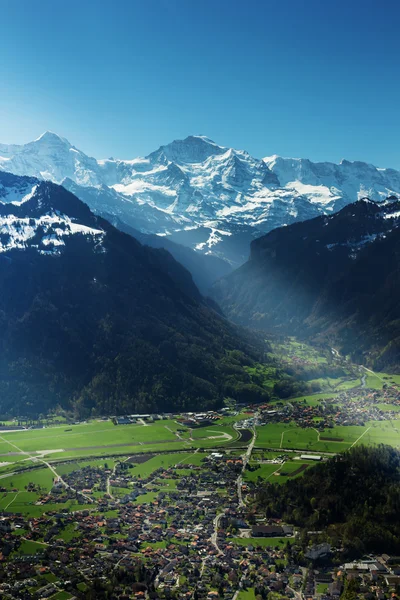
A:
148 134 226 165
192 135 217 144
34 131 71 146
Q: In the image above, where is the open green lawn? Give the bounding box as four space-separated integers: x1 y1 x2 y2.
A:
134 491 159 504
49 592 72 600
57 524 80 542
238 590 256 600
13 539 46 555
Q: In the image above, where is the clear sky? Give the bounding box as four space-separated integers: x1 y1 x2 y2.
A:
1 0 399 167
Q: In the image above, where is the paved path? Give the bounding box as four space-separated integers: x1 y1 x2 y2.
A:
280 429 293 449
4 490 20 510
350 425 372 448
210 512 224 555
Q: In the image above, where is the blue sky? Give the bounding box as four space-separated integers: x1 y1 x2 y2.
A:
1 0 399 167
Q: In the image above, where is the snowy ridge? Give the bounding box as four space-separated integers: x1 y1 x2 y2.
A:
0 173 104 255
0 213 103 254
1 132 399 264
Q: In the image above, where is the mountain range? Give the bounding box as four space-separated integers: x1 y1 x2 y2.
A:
212 197 400 369
2 131 400 272
0 171 268 417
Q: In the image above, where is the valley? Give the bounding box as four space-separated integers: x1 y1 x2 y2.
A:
2 3 399 599
0 341 399 598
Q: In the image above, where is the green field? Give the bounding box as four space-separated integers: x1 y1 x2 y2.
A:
129 453 192 478
0 419 180 453
245 459 311 484
0 419 238 472
255 419 400 452
244 463 282 482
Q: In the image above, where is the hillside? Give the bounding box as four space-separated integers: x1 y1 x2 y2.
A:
2 132 400 266
256 445 400 555
212 198 400 369
0 171 268 417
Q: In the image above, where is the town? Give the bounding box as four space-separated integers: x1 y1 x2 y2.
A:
0 380 399 600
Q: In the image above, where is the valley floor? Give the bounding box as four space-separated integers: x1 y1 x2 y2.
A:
0 344 399 599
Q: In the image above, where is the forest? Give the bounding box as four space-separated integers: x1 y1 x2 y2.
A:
256 445 400 557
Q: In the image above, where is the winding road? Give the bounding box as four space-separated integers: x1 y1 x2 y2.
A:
237 426 257 508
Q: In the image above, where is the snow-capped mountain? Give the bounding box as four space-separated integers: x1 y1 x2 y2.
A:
1 131 399 266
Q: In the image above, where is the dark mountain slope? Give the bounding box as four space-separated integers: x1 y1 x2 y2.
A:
0 173 267 417
212 198 400 369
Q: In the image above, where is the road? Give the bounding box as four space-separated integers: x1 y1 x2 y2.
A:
210 512 224 555
287 585 302 600
237 426 257 508
106 463 117 499
232 574 246 600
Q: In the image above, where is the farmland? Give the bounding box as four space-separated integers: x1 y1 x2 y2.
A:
255 419 400 453
0 419 239 473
